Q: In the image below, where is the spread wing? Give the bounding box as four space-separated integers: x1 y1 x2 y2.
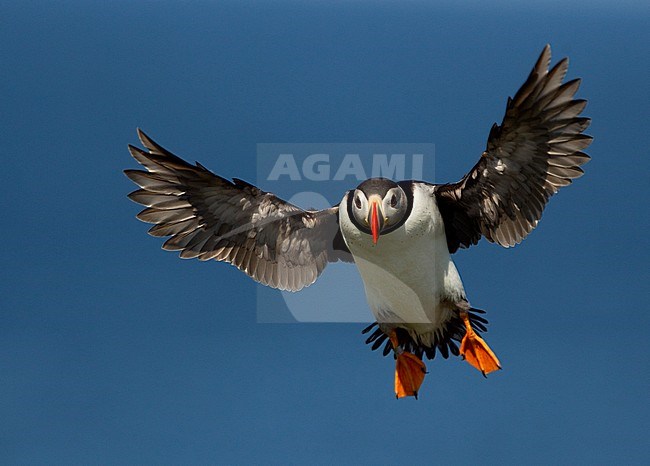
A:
125 129 351 291
434 45 592 253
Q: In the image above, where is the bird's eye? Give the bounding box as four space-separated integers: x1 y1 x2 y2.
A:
390 194 398 208
355 195 362 209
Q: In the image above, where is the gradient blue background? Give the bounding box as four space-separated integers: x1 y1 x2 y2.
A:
2 1 649 463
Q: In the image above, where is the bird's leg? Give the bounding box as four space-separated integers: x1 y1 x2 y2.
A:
389 330 427 399
459 311 501 376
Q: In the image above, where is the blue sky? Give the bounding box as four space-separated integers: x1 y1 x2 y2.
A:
1 0 649 463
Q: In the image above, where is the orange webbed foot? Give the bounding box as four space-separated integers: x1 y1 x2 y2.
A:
459 312 501 376
390 331 427 399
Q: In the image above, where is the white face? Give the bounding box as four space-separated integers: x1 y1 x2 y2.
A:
351 186 408 230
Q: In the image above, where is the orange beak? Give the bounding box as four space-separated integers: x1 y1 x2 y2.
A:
370 201 381 245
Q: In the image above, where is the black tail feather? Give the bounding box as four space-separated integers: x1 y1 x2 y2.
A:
361 322 377 334
362 307 490 360
371 335 387 351
382 340 392 356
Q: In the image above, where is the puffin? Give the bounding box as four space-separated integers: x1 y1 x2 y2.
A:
125 45 591 398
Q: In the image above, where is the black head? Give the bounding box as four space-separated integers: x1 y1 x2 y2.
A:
347 178 412 244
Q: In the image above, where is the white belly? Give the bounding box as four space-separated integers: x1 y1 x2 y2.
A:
339 187 466 343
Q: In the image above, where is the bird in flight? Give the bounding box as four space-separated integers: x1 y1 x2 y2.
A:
125 45 591 399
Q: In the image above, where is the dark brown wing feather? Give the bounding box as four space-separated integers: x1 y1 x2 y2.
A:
435 45 592 253
125 129 351 291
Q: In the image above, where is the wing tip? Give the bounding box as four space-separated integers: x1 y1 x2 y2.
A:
136 127 150 147
538 43 552 71
123 168 142 181
136 128 168 156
